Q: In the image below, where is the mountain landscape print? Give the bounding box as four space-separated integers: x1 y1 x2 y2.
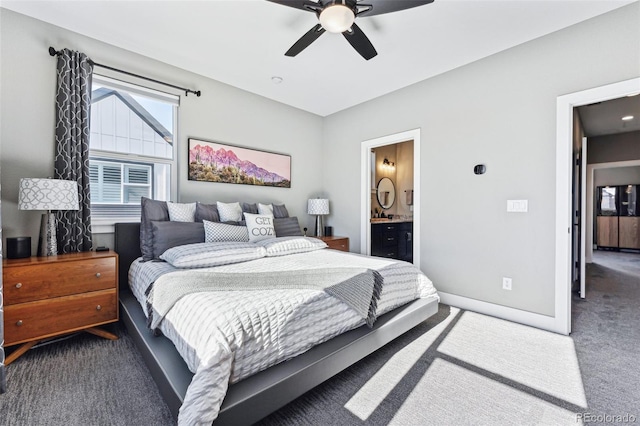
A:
188 138 291 188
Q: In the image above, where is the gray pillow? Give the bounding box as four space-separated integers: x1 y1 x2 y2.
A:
151 221 205 259
274 217 302 236
273 204 289 218
242 202 258 214
195 202 220 223
141 197 169 261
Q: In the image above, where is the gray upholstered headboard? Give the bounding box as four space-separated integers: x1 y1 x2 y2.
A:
114 223 141 291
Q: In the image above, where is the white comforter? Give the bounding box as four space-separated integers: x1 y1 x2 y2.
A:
130 249 438 425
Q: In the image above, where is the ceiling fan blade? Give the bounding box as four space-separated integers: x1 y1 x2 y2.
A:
266 0 322 13
285 24 326 57
357 0 434 17
342 23 377 60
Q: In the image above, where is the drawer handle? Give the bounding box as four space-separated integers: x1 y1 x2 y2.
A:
95 273 101 278
15 282 22 289
16 320 23 327
96 305 102 311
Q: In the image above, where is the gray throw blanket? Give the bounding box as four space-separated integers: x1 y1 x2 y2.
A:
147 267 383 330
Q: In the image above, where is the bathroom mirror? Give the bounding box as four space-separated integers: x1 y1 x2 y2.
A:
376 177 396 209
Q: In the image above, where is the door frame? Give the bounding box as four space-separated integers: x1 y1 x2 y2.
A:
361 129 421 267
555 77 639 334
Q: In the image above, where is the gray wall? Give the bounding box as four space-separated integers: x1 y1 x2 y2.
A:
587 131 640 164
322 3 640 316
0 9 324 253
1 5 639 320
594 167 640 188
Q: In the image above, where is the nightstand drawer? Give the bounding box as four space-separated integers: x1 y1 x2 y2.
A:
325 238 349 252
4 289 118 345
3 257 116 305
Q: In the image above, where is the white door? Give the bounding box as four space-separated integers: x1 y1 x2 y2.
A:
580 138 587 298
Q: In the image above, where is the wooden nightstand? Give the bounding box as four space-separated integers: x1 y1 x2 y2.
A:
2 250 119 365
318 236 349 252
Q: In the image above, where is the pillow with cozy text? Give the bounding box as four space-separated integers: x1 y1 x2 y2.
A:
244 212 276 242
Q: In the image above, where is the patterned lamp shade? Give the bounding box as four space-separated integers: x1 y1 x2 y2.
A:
18 178 79 211
307 198 330 215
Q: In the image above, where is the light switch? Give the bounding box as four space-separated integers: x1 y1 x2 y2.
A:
507 200 528 212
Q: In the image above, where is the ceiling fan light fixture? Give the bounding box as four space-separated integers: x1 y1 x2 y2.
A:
319 4 355 33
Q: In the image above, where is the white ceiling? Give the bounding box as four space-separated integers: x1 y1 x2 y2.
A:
1 0 635 116
578 95 640 137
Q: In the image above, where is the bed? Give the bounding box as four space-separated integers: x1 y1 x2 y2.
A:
114 221 439 425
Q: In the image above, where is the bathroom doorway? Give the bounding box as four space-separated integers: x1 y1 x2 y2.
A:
360 129 421 267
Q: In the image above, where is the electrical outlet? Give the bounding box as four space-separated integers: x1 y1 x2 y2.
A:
502 277 512 290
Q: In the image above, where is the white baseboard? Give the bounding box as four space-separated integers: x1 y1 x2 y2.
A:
438 292 566 335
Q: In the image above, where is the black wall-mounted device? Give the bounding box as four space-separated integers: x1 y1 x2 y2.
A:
474 164 487 175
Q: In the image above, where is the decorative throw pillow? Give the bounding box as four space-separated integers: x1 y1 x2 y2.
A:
273 217 303 237
203 220 249 242
151 221 204 259
257 203 274 216
167 202 196 222
272 204 289 218
195 202 220 223
217 201 243 222
255 236 327 257
140 197 169 261
242 202 258 214
244 213 276 242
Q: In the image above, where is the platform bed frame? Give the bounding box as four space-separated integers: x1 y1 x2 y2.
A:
114 223 438 425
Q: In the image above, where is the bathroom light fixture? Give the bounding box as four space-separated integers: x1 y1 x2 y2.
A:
622 115 634 121
382 158 395 170
319 2 355 33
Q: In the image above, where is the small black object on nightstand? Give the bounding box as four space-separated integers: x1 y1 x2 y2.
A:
95 246 109 252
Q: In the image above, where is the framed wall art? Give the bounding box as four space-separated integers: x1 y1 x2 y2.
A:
188 138 291 188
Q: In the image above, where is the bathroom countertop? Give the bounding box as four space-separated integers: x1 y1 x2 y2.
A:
370 218 413 224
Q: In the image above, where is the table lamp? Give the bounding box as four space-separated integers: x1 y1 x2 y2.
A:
18 178 79 256
307 198 329 237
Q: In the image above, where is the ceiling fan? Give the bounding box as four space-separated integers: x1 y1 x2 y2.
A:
268 0 435 60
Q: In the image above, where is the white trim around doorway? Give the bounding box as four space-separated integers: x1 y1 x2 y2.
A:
556 77 640 335
361 129 421 268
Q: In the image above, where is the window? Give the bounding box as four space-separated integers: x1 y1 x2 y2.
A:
89 76 178 228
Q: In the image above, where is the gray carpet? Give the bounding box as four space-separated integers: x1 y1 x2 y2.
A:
571 250 640 423
1 253 638 425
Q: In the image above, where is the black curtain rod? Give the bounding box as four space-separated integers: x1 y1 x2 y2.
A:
49 47 201 97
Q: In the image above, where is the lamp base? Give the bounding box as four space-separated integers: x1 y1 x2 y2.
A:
38 212 58 256
314 215 324 237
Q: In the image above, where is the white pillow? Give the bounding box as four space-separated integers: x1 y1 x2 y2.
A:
167 202 196 222
203 220 249 242
258 203 274 216
244 212 276 242
160 242 266 268
216 201 243 222
255 236 327 257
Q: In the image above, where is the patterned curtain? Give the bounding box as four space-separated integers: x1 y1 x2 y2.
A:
54 49 93 253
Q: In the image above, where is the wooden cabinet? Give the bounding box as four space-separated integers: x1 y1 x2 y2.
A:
597 216 619 248
318 236 349 252
619 217 640 249
2 251 119 364
371 222 413 262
